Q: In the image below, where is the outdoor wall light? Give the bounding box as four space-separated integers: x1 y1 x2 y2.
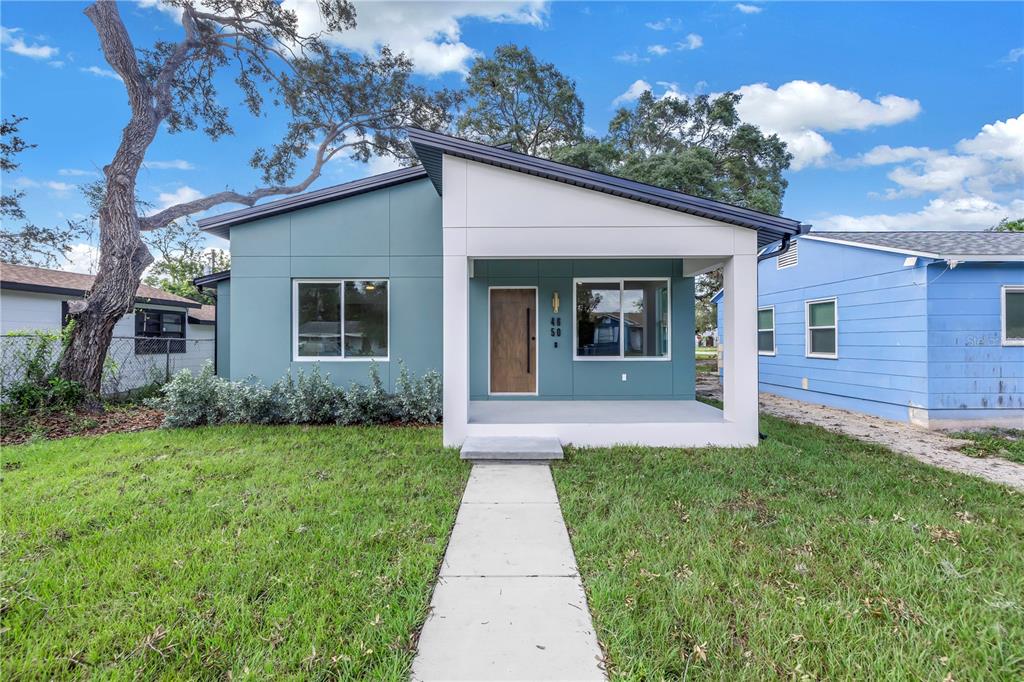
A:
552 291 560 313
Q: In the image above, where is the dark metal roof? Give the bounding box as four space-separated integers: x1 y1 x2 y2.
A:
804 231 1024 260
197 165 428 238
407 127 808 248
194 269 231 288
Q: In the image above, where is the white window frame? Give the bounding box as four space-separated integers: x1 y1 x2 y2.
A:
757 305 776 356
292 278 390 362
1003 285 1024 346
805 297 838 359
572 277 672 361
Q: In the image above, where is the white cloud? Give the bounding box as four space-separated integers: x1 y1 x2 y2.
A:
59 168 99 177
45 181 75 193
1 26 60 63
284 0 548 76
59 243 101 275
143 159 196 171
645 18 682 31
81 65 122 81
614 51 648 64
733 80 921 169
734 3 763 14
999 47 1024 64
156 186 203 210
677 33 703 50
820 196 1024 232
647 44 670 56
821 114 1024 231
955 113 1024 170
859 145 937 165
612 79 652 106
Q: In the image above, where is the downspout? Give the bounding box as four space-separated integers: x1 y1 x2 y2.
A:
758 234 792 263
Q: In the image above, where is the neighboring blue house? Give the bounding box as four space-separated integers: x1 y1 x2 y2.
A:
717 231 1024 429
194 128 806 448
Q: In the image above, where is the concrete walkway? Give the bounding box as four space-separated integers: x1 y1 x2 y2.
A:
412 463 605 681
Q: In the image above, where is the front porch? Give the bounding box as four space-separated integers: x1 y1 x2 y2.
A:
466 399 742 447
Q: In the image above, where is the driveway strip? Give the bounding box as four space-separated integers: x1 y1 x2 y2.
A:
412 463 606 681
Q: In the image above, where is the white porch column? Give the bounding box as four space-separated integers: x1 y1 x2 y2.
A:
442 255 469 447
722 253 759 445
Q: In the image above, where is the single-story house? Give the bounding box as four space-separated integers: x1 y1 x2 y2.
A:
717 231 1024 429
0 262 216 391
196 128 806 448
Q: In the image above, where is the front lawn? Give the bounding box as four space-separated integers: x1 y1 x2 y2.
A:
553 416 1024 680
2 425 467 679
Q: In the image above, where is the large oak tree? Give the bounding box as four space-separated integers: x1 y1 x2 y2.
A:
59 0 456 394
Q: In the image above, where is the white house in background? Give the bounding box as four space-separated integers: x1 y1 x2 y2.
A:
0 262 216 392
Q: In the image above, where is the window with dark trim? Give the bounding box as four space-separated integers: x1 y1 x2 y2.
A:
135 308 186 354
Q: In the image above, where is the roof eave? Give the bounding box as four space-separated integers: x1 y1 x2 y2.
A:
0 281 201 308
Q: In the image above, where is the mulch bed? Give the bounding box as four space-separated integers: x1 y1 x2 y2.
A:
1 406 165 446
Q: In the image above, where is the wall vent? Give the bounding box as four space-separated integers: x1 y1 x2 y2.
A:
777 240 799 269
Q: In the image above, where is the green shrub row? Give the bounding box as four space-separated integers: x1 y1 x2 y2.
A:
149 362 442 428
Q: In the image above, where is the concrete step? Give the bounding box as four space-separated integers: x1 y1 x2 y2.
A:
460 436 564 461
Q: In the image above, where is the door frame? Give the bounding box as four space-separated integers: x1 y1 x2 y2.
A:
487 286 539 397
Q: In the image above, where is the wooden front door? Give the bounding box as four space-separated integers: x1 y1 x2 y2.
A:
489 288 537 394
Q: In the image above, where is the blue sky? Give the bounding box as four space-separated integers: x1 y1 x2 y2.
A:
1 1 1022 272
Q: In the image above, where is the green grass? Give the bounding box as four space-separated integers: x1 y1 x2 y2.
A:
2 425 468 680
951 428 1024 465
553 415 1024 680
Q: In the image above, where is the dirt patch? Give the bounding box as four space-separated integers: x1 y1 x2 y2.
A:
696 374 1024 491
1 406 165 446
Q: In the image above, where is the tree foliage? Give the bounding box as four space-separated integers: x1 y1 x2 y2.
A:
456 44 584 156
553 91 792 215
59 0 459 394
0 116 87 267
144 222 229 304
991 217 1024 232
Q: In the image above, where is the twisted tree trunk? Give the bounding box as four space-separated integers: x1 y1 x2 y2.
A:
57 0 163 394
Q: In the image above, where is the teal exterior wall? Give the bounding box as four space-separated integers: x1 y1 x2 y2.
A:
227 178 443 389
215 279 230 378
469 259 696 400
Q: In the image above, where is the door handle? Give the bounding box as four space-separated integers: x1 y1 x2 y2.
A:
526 307 531 373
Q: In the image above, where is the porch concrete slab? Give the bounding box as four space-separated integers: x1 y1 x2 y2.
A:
461 463 560 504
468 399 724 424
411 576 605 682
461 435 564 460
440 502 576 577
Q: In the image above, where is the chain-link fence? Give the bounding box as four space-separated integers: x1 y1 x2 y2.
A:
0 335 215 398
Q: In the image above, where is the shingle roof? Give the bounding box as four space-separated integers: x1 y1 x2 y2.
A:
0 262 201 308
188 304 216 324
803 231 1024 260
407 127 808 248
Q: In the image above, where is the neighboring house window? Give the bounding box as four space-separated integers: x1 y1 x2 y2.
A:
293 279 389 360
574 279 670 359
757 306 775 355
135 308 186 354
805 298 838 358
1004 286 1024 346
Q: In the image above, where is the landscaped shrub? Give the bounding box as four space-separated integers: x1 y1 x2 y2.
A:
394 363 442 424
152 361 442 428
336 362 395 425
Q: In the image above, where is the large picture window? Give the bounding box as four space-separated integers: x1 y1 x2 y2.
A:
805 298 837 358
294 279 389 360
575 278 670 360
1004 286 1024 346
134 308 186 354
757 306 775 355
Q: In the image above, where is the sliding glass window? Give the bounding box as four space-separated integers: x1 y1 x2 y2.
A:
575 279 670 359
294 279 388 360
